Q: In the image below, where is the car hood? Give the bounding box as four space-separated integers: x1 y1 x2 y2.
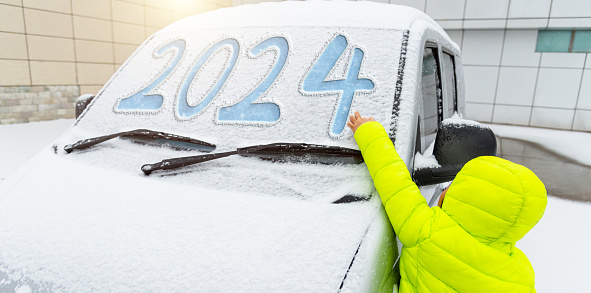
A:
0 149 379 292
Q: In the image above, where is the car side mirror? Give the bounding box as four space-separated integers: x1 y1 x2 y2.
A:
75 94 95 118
413 120 497 186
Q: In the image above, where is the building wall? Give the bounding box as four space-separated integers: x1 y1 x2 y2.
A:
425 0 591 132
0 0 230 124
232 0 590 132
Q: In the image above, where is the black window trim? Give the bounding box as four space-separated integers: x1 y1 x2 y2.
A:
423 42 444 128
441 49 459 115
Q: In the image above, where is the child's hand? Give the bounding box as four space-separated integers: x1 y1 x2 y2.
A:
347 111 375 134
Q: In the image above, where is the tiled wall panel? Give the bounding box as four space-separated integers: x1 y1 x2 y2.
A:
461 30 504 66
75 40 114 63
540 53 587 69
465 103 493 122
112 1 145 25
0 32 28 59
71 0 111 19
29 61 76 85
74 17 112 42
23 0 72 14
501 30 541 67
0 0 22 5
425 0 465 20
550 0 591 18
27 35 75 61
495 67 538 106
465 0 509 19
24 8 73 38
76 63 115 85
113 22 146 44
0 60 30 86
492 105 531 126
145 7 174 28
464 66 499 104
530 107 575 130
0 4 25 33
508 0 551 18
573 110 591 131
577 70 591 110
534 68 583 109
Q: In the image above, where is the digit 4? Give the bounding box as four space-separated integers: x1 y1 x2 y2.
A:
303 35 374 136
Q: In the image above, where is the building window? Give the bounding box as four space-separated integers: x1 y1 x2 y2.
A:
536 30 591 53
573 31 591 53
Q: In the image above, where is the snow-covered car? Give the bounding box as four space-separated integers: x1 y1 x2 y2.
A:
0 2 495 292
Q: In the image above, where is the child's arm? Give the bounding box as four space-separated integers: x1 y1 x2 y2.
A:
349 112 434 247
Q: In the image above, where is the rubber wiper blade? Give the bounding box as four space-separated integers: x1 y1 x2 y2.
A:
141 143 363 175
239 143 363 162
64 129 216 153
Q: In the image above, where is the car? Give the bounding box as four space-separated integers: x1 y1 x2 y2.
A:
0 1 495 292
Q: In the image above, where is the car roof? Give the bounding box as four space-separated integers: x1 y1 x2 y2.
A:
158 1 441 33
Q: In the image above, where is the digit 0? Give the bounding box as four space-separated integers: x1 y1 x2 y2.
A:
177 38 240 119
218 36 288 123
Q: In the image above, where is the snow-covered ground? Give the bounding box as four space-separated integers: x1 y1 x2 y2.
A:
0 120 590 292
0 119 75 181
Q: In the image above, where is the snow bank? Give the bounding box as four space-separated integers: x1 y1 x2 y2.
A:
488 124 591 166
518 196 591 292
0 119 74 181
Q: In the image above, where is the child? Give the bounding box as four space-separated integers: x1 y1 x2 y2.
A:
347 112 547 292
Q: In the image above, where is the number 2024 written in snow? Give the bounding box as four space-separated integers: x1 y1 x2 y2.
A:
115 35 375 136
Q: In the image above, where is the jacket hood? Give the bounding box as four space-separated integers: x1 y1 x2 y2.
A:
442 156 547 252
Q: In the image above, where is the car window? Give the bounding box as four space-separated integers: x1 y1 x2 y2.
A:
66 27 407 201
419 46 442 152
441 52 457 118
76 28 405 150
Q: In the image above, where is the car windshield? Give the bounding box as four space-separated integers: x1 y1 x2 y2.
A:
60 26 405 201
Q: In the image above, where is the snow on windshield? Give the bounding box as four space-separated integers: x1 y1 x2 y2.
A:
61 137 375 202
73 27 404 151
53 26 405 199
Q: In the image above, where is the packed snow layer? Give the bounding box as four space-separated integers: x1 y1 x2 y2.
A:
518 196 591 292
442 115 485 128
0 149 380 292
2 119 591 291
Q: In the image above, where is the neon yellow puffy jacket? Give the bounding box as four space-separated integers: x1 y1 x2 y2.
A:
354 122 547 293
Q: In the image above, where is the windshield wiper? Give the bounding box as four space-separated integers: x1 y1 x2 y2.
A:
141 143 363 175
64 129 216 153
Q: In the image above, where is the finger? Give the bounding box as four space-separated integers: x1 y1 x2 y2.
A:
355 111 361 120
369 117 375 121
349 114 356 123
346 122 354 130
